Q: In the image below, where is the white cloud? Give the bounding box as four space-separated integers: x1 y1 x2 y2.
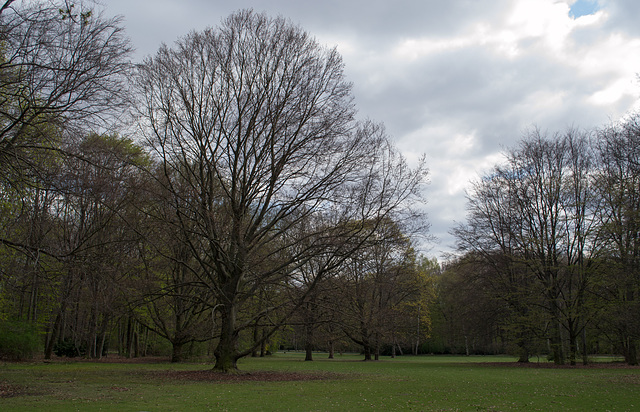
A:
589 78 637 105
106 0 640 258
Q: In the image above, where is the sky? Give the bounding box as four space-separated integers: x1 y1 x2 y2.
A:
104 0 640 260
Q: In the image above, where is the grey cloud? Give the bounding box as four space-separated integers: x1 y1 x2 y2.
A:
106 0 640 259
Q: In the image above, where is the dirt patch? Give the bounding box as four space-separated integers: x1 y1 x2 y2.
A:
160 369 343 383
29 355 172 364
608 374 640 384
77 355 171 364
0 382 40 398
477 361 640 369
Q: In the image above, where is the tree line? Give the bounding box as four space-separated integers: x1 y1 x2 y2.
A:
0 2 433 370
443 122 640 365
2 1 638 369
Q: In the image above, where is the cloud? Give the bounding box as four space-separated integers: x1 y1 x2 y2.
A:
106 0 640 259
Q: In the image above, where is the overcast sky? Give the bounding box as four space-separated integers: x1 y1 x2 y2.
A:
105 0 640 260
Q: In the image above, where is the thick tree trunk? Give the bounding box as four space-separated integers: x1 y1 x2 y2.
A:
171 341 184 363
213 302 239 372
517 344 530 363
569 335 577 366
549 305 565 365
363 343 372 361
516 333 529 362
304 321 314 361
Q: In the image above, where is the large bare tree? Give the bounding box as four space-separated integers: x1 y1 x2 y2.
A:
135 10 428 371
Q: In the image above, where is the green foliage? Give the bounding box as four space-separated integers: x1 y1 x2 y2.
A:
0 320 40 360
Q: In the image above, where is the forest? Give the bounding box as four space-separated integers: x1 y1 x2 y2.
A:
0 0 638 370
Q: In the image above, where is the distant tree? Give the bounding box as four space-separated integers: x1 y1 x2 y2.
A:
454 128 602 364
134 10 428 371
437 252 541 359
338 218 427 360
401 255 438 355
594 115 640 365
42 133 147 359
134 169 215 363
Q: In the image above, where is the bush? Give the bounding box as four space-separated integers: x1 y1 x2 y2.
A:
0 320 40 360
53 338 86 358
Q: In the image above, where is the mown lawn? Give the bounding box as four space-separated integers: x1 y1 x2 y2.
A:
1 353 638 411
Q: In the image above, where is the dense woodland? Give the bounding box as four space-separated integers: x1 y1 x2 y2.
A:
0 1 638 369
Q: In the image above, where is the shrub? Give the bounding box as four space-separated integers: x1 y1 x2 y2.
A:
0 320 41 361
53 338 86 358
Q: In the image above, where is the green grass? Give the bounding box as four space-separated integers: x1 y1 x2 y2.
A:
1 353 638 411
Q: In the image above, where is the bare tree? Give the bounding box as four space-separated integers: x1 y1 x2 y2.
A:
42 133 146 359
134 10 428 371
0 0 131 180
338 219 425 360
454 128 602 364
595 115 640 365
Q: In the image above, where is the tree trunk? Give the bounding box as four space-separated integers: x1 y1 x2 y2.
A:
44 310 63 359
328 340 334 359
517 347 529 363
171 341 184 363
464 335 470 356
363 343 372 361
516 337 529 363
625 337 638 366
568 320 578 366
97 331 107 359
581 328 588 365
213 302 239 372
133 329 140 358
304 321 314 361
550 312 565 365
260 328 267 357
251 321 259 358
126 317 134 358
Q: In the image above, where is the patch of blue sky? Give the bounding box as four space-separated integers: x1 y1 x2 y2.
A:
569 0 600 18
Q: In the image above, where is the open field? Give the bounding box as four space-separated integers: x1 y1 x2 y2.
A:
1 353 639 411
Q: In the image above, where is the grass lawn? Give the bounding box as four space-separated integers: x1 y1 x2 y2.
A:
1 353 638 411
